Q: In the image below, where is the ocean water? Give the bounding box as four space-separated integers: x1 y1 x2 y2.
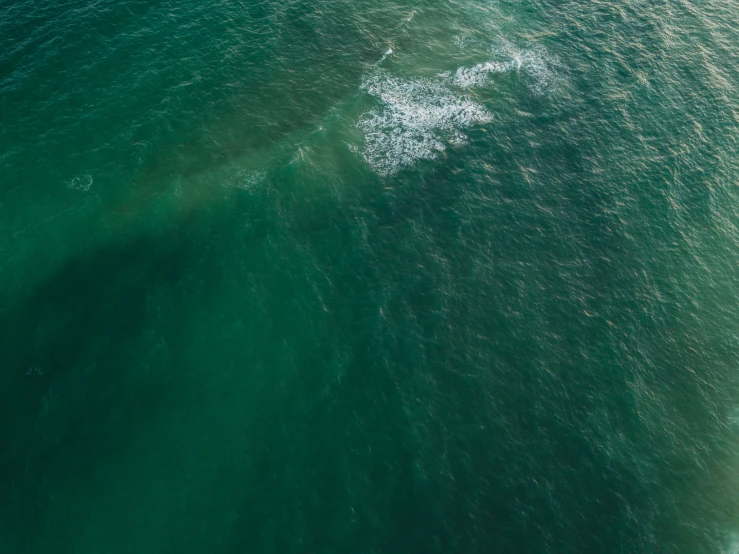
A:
1 0 739 552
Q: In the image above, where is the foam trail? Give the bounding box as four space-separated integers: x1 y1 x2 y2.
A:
489 45 563 95
442 45 562 95
450 60 520 88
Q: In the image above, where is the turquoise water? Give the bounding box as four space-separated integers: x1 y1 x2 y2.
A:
2 0 739 551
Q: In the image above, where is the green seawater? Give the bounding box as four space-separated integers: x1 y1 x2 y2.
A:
1 0 739 551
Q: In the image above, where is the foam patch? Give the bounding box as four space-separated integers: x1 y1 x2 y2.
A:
358 73 492 176
356 46 561 175
448 60 521 88
67 175 93 191
489 44 563 95
447 45 561 94
228 169 266 191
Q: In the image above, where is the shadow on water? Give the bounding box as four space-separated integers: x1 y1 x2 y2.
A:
0 202 264 549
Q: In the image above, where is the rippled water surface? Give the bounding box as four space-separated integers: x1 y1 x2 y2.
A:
2 0 739 552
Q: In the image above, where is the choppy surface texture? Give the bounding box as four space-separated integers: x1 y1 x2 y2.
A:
2 0 739 552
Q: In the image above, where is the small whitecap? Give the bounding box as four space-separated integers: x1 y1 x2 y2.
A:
231 170 266 191
453 35 468 47
67 175 93 191
448 131 467 147
729 407 739 426
445 44 563 95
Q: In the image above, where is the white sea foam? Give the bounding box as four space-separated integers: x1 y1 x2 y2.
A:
447 45 560 94
453 35 469 47
378 47 393 64
356 43 562 175
358 73 492 175
449 60 520 88
67 174 93 191
491 44 562 95
230 169 266 190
